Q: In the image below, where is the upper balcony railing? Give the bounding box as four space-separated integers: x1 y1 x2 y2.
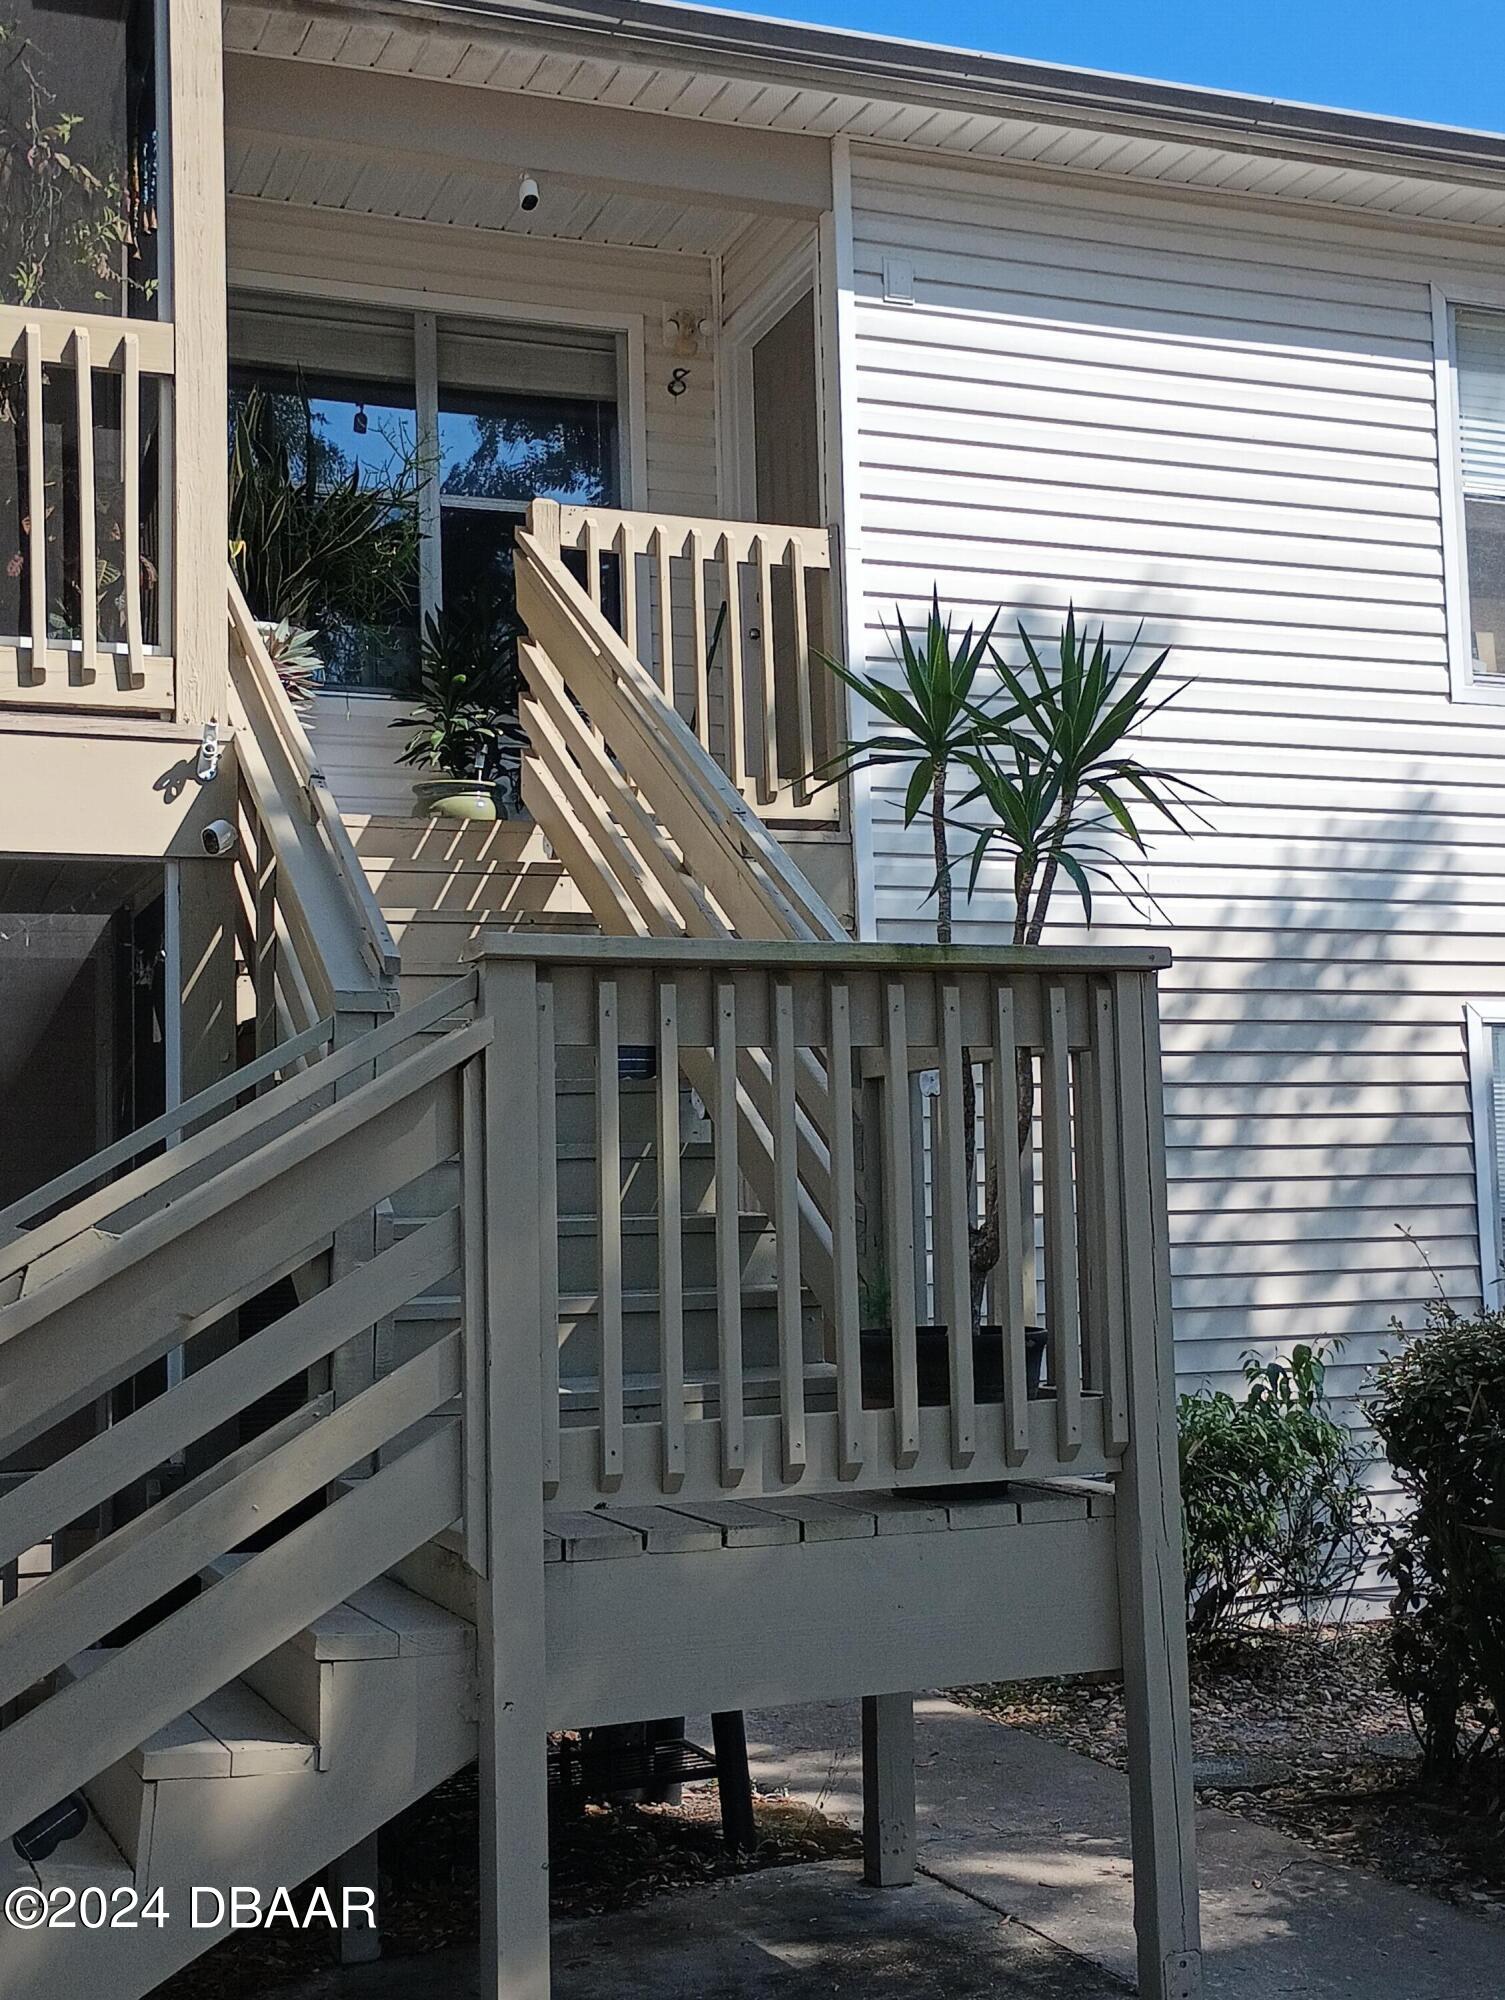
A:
0 305 176 712
0 0 226 726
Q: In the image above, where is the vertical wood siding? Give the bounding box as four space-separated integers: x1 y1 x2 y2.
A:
846 152 1505 1459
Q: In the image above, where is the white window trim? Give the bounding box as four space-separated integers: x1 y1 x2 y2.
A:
1465 1001 1505 1309
1432 283 1505 707
717 243 818 519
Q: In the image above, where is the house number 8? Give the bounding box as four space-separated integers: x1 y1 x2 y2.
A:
667 367 690 396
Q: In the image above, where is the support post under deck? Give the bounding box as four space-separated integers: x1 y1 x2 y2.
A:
861 1692 916 1887
478 960 552 2000
1114 974 1202 2000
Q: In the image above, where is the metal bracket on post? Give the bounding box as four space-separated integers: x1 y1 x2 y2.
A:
196 719 222 783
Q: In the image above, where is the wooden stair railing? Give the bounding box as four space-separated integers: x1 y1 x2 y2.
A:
514 501 845 1313
227 574 400 1033
0 988 489 1842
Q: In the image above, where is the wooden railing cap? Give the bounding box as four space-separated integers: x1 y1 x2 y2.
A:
471 933 1172 971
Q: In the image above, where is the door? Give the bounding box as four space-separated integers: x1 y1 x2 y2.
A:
750 288 820 528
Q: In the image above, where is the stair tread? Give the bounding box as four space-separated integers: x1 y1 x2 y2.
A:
187 1682 317 1776
203 1555 403 1660
342 1576 474 1655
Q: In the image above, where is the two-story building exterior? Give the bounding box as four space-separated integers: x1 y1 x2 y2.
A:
7 4 1505 1996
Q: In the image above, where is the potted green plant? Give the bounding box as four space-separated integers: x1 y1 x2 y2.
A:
823 594 1199 1404
390 603 521 821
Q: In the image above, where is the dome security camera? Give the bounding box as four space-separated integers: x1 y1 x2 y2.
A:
202 818 239 859
518 173 540 213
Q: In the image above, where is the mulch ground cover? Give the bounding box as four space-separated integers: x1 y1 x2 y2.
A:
157 1768 857 1998
957 1621 1505 1919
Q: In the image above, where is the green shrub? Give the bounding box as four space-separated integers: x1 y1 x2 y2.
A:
1179 1344 1373 1643
1370 1299 1505 1782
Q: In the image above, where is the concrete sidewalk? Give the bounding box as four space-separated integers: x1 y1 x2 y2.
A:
276 1697 1504 2000
737 1695 1505 1999
283 1863 1125 2000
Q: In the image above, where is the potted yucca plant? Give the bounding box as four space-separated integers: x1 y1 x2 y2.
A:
822 593 1200 1405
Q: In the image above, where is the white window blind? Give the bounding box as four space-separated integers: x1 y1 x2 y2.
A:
1455 308 1505 500
1491 1027 1505 1242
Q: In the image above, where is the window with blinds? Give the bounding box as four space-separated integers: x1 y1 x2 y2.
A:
1454 307 1505 676
227 295 620 693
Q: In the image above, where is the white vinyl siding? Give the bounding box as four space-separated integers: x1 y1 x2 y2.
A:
720 217 817 326
843 153 1505 1475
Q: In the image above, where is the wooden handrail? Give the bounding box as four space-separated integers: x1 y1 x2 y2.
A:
228 572 401 994
0 970 476 1295
549 501 841 825
0 979 487 1839
0 1013 334 1248
517 506 845 943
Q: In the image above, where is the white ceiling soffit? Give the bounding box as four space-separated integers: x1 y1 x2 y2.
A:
223 0 1505 234
225 129 756 254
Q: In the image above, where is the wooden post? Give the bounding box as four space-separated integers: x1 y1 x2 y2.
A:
711 1711 758 1855
861 1692 915 1887
477 957 552 2000
1111 971 1202 2000
164 0 228 726
330 1006 385 1419
329 1831 381 1964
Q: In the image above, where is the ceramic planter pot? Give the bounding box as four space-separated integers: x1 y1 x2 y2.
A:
411 778 499 822
859 1324 1048 1409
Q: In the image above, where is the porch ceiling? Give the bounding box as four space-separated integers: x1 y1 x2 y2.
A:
225 130 759 256
223 0 1505 235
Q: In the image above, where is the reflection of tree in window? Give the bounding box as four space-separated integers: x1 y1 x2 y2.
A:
438 394 616 695
439 397 614 505
227 370 422 693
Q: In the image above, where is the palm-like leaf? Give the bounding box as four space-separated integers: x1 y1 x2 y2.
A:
964 609 1209 941
817 591 1020 938
817 591 1013 822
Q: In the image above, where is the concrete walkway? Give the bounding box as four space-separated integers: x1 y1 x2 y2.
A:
737 1695 1505 1999
275 1697 1504 2000
283 1864 1123 2000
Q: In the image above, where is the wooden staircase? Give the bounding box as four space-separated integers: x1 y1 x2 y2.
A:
0 526 1201 2000
3 1574 475 1995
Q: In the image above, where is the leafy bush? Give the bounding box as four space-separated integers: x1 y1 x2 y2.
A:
1370 1299 1505 1782
1179 1344 1373 1643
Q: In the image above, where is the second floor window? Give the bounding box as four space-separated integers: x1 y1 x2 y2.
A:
228 295 619 695
1453 305 1505 680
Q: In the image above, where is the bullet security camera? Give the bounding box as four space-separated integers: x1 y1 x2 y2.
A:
518 172 540 213
202 818 239 859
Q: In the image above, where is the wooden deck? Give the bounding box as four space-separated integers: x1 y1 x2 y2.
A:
391 1480 1124 1732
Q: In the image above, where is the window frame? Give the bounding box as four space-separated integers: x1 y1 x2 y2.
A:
1432 283 1505 707
1465 1001 1505 1310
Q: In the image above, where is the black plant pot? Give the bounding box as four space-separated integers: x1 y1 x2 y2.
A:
859 1324 1047 1409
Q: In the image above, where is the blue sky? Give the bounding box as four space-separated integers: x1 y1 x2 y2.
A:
696 0 1505 134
